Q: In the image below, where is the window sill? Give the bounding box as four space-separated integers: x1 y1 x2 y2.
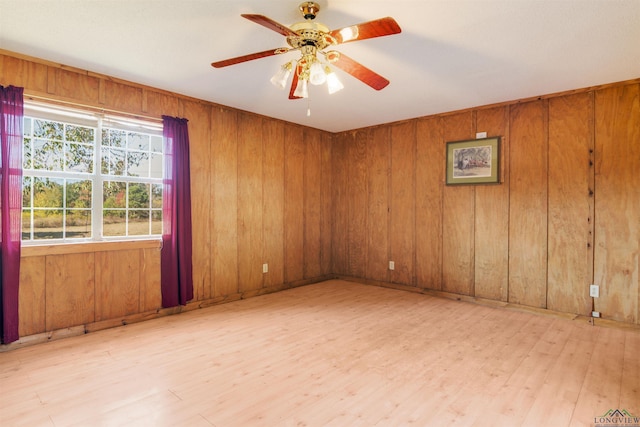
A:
21 239 162 257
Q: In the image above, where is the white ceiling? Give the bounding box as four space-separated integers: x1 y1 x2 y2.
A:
1 0 638 133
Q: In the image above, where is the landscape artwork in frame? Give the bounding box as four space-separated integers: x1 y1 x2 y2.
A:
446 137 500 185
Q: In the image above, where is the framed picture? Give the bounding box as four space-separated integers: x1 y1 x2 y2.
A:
446 137 500 185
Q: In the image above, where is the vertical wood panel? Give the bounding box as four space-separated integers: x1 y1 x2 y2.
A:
349 130 368 278
45 253 95 331
304 129 323 279
441 112 475 295
284 125 304 282
237 113 263 292
18 256 46 336
390 122 416 285
367 127 390 282
594 84 640 323
262 119 285 287
320 133 333 276
509 100 548 308
548 93 593 315
95 250 140 321
416 117 444 290
474 107 510 301
182 100 212 300
332 136 349 275
139 247 162 312
212 107 239 296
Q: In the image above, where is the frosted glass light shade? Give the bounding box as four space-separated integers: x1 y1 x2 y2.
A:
293 79 309 98
326 71 344 94
309 62 327 86
270 64 291 89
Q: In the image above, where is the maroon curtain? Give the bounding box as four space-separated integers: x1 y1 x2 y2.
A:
161 116 193 307
0 86 23 344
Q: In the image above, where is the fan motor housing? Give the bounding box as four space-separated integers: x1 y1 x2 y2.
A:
288 22 335 50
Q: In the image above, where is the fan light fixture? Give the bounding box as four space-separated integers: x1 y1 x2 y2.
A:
270 3 345 100
211 2 402 115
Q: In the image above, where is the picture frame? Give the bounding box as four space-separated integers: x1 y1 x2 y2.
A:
445 136 500 185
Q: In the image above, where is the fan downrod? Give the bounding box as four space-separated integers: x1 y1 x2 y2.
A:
299 2 320 20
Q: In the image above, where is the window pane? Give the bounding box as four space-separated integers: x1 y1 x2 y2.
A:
33 209 63 240
65 210 92 238
23 117 32 136
23 176 32 208
34 120 63 140
103 210 126 236
128 132 149 151
33 178 63 208
23 137 32 169
22 209 32 241
127 151 150 177
33 139 64 170
151 136 162 153
101 147 126 176
103 181 126 208
150 153 163 178
65 124 94 143
103 129 126 148
152 210 162 235
128 183 150 209
128 210 149 236
67 180 92 208
66 143 94 173
151 184 162 208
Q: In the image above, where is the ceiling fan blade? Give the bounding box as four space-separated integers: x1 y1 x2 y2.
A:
241 14 299 37
289 64 303 99
328 52 390 90
211 48 289 68
328 17 401 44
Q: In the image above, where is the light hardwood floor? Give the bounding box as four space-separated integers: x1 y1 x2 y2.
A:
1 280 639 426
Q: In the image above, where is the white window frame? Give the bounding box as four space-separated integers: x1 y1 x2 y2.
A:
22 102 164 245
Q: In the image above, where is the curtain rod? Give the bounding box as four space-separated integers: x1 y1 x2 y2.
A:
24 93 164 124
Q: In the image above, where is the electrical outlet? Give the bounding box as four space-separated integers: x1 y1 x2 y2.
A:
389 261 395 271
476 132 487 139
262 263 268 274
591 311 600 318
590 284 599 298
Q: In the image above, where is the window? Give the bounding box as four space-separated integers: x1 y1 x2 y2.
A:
22 103 163 243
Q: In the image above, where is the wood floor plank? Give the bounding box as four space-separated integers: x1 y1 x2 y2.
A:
570 327 626 426
1 280 637 427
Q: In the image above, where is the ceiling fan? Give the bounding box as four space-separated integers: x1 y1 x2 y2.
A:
211 2 401 102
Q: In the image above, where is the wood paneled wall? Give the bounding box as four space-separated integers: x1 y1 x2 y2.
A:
1 51 333 338
332 82 640 324
1 49 638 339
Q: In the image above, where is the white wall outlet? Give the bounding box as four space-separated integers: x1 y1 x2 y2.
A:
262 263 268 274
389 261 395 271
476 132 487 139
590 284 599 298
591 311 601 318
